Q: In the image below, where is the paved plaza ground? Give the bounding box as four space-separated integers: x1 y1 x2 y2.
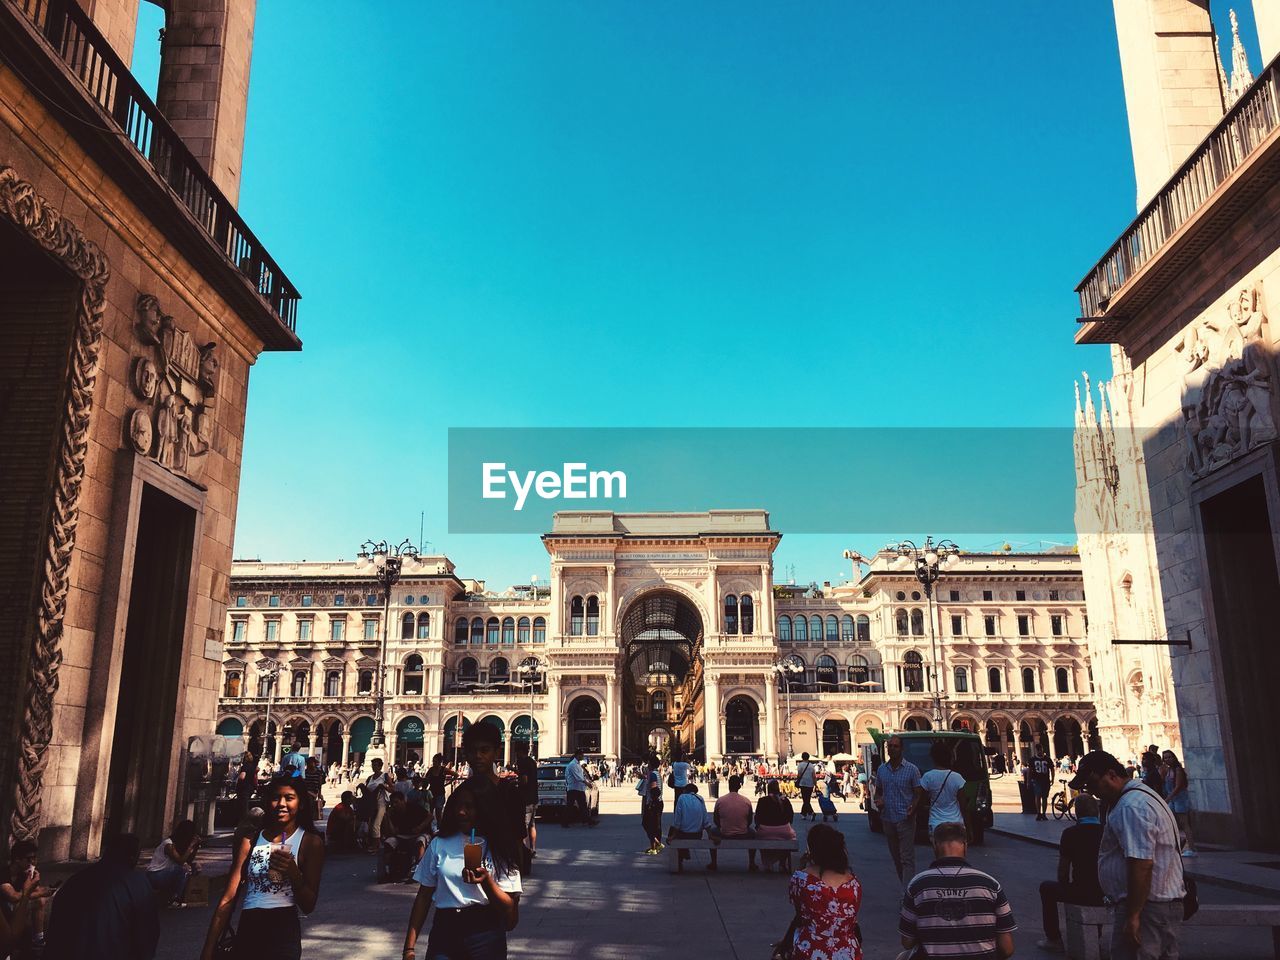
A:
152 780 1279 959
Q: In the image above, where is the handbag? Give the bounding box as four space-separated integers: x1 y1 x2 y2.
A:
769 909 802 960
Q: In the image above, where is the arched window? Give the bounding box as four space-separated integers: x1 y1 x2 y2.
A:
724 595 739 635
1055 667 1070 693
911 608 925 636
257 673 274 697
841 615 854 641
325 670 341 697
856 614 871 643
848 656 869 685
651 691 667 716
457 657 478 682
586 596 600 635
740 595 754 634
417 612 430 639
570 596 584 635
291 670 307 697
517 617 531 643
358 669 373 694
470 617 484 645
809 616 823 644
490 657 510 680
815 655 838 687
896 609 909 636
224 671 241 698
794 616 808 642
778 616 792 641
501 617 515 644
403 655 425 695
486 617 500 644
1022 667 1036 693
988 667 1002 693
825 615 839 642
903 651 924 692
401 612 414 640
954 666 969 693
532 617 546 643
455 618 469 645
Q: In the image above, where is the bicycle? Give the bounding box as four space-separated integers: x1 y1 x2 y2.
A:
1051 778 1077 821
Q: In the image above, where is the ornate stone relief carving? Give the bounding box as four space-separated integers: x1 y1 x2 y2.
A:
1177 284 1277 477
126 294 221 483
0 167 110 846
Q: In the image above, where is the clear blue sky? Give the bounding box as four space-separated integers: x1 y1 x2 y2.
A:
132 3 1262 590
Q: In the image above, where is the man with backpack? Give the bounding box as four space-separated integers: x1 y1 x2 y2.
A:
795 752 817 820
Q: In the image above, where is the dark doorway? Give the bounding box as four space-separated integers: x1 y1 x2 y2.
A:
0 221 80 831
104 484 196 843
1201 474 1280 850
725 697 759 754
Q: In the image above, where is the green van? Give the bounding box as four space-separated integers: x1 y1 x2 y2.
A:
863 729 994 844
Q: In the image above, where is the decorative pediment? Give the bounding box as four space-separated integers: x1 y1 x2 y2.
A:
322 656 347 668
255 657 282 670
288 656 311 668
355 655 381 669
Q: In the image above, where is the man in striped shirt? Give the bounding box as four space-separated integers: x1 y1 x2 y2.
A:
899 821 1016 960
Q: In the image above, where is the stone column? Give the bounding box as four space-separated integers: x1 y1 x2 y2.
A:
549 565 562 640
604 676 618 758
387 733 399 766
547 677 562 755
704 676 721 760
760 564 773 633
341 733 352 768
764 679 779 757
308 733 319 762
605 565 615 635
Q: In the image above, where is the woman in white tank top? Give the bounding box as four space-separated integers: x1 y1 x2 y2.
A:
200 777 327 960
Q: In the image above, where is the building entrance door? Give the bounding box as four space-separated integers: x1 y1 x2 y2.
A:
620 591 704 761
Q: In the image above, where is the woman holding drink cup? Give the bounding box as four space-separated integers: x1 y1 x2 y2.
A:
403 783 522 960
199 776 326 960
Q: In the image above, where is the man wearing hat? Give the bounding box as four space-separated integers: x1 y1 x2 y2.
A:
1070 751 1186 960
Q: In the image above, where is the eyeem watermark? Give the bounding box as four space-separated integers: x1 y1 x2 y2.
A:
482 462 628 511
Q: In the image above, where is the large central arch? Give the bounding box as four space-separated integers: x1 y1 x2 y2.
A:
619 589 705 761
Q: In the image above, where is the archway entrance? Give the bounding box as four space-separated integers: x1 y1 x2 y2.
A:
567 697 601 754
822 716 851 757
620 590 705 761
725 696 759 755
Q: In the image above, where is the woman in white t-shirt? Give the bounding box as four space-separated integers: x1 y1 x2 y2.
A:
145 818 201 905
403 783 522 960
919 741 968 836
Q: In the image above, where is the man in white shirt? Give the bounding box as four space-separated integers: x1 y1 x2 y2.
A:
1071 751 1185 960
562 750 595 828
364 758 391 844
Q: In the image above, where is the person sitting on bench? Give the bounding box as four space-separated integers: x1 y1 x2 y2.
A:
1036 793 1105 953
668 783 710 868
709 775 757 872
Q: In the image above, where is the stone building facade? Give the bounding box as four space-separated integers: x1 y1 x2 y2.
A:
1075 1 1280 847
217 512 1094 771
0 0 300 859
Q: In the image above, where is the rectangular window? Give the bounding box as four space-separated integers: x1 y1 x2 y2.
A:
1051 615 1063 637
982 590 993 602
1015 589 1026 601
951 615 963 636
301 594 313 607
232 620 246 642
366 594 378 606
298 620 312 643
1017 614 1030 637
269 595 280 607
235 595 246 608
330 619 345 642
984 615 996 637
363 619 377 641
1049 589 1061 602
949 589 960 602
265 620 279 642
335 593 345 605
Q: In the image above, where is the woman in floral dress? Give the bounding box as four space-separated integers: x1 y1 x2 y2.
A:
787 824 863 960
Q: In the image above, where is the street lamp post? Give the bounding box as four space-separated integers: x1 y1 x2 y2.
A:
262 661 282 764
518 655 542 759
772 655 804 761
893 536 961 727
358 538 419 759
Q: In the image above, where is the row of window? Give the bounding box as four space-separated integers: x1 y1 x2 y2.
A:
231 616 393 645
914 588 1064 603
889 651 1078 695
777 614 870 643
454 617 547 644
234 592 395 609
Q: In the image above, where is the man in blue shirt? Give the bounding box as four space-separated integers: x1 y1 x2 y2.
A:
280 741 307 780
668 783 709 872
875 734 924 888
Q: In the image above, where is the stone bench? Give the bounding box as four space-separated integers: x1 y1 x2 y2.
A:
1065 903 1280 960
666 837 798 874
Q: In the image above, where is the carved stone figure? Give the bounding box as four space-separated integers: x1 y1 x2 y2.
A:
156 391 180 469
198 341 219 395
128 408 153 455
136 294 163 344
132 357 158 400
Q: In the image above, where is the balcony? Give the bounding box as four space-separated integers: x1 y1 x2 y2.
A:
4 0 300 346
1076 51 1280 343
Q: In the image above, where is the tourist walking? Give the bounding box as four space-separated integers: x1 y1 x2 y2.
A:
1161 750 1197 857
304 756 326 819
639 753 664 855
1035 793 1105 953
1031 746 1054 821
898 821 1016 960
795 752 817 820
200 776 327 960
513 740 539 864
1070 751 1187 960
754 780 796 873
425 753 457 825
783 824 862 960
44 833 159 960
562 749 595 827
874 734 924 887
921 740 967 837
402 783 521 960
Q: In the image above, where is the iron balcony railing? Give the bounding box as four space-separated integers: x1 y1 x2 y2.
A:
1077 53 1280 320
13 0 300 332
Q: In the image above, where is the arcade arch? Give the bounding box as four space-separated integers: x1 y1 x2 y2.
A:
620 589 705 760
